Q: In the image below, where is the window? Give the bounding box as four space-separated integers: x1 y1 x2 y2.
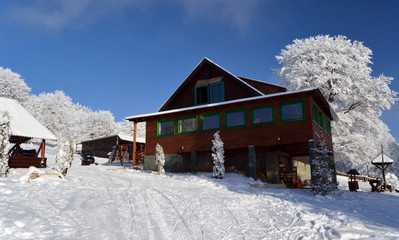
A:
279 100 305 122
312 101 332 135
251 105 274 125
210 82 224 103
225 109 246 129
201 113 220 131
157 119 175 137
195 85 209 105
178 116 197 134
195 82 224 105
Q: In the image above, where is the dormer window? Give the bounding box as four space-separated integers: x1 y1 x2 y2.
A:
195 80 224 105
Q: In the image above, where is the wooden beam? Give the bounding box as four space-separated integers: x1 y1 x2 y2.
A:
41 139 45 158
133 122 137 165
35 139 46 158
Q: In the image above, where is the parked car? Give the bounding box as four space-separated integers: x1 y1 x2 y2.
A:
81 155 96 165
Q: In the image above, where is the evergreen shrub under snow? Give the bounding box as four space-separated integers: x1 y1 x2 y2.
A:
311 139 338 195
55 138 74 176
212 131 225 179
0 112 10 177
155 143 165 175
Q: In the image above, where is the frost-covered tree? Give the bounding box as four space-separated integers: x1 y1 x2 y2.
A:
276 35 398 172
155 143 165 175
116 120 146 139
24 90 75 138
55 138 74 176
0 67 31 102
212 131 225 179
311 138 337 195
0 112 10 177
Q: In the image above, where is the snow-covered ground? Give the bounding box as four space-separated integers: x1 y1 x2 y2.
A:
1 147 399 240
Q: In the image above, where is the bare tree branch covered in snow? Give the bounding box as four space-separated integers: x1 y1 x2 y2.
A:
0 112 10 177
212 131 225 179
276 35 399 174
155 143 165 175
55 138 74 176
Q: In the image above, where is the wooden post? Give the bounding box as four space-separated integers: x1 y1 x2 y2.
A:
381 144 386 191
41 139 45 158
133 122 137 166
248 145 256 180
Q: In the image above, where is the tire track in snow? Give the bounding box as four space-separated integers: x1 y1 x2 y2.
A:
152 188 205 240
148 188 194 240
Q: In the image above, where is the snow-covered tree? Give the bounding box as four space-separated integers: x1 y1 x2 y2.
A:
0 67 31 102
24 90 75 138
311 138 337 195
212 131 225 179
155 143 165 175
0 112 10 177
55 138 74 176
116 120 146 139
275 35 398 173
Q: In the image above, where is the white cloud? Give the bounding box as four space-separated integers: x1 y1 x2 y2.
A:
9 0 263 32
176 0 262 33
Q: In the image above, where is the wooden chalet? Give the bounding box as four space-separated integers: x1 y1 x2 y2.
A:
0 97 57 168
126 58 337 186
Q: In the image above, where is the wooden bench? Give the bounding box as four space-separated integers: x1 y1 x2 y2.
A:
8 156 47 168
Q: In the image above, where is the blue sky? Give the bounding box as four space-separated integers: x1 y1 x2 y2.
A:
1 0 399 141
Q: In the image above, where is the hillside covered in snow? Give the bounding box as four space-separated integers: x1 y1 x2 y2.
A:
0 147 398 239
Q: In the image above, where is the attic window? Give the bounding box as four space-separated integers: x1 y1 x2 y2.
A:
195 81 224 105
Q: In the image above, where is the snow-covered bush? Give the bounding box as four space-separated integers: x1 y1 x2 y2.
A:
212 131 225 179
386 173 398 191
0 112 10 177
55 138 74 176
311 139 337 195
155 143 165 175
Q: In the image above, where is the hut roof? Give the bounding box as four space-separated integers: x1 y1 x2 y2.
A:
80 134 145 144
0 97 57 141
371 153 394 164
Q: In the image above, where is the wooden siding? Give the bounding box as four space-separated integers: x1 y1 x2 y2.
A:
160 61 261 111
145 92 332 157
9 156 47 168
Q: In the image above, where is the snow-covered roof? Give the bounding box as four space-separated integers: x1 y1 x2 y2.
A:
0 97 57 141
371 153 394 164
80 134 145 144
127 87 338 121
118 134 145 143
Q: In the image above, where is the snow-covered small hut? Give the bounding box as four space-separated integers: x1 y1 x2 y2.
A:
0 97 57 168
